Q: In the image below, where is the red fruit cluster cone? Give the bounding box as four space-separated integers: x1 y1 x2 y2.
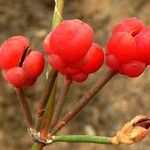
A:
106 17 150 78
0 36 45 88
43 19 104 82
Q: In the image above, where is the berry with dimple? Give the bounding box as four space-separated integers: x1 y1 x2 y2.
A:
81 43 104 73
50 19 94 62
0 36 45 88
135 28 150 64
44 19 104 83
106 17 149 78
106 32 136 64
0 36 30 69
112 17 145 36
23 51 45 79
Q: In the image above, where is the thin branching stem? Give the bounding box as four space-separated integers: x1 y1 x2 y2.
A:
31 0 65 149
50 78 72 130
40 82 57 140
15 88 33 127
35 69 58 130
51 70 117 135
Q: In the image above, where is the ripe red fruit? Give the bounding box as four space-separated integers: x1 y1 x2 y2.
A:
0 35 45 87
0 36 30 69
106 55 119 70
44 20 104 82
135 28 150 64
112 17 145 36
72 73 88 82
64 67 79 76
121 61 146 78
23 51 45 79
67 56 87 69
106 32 136 64
2 67 36 88
50 19 94 62
48 54 67 70
81 43 104 73
43 32 53 55
106 18 149 78
2 67 29 88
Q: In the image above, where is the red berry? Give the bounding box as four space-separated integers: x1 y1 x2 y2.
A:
106 55 119 70
0 36 45 87
64 67 79 76
106 32 136 64
67 56 88 69
81 43 104 73
135 28 150 64
43 32 53 55
72 73 88 82
48 54 66 70
113 17 145 36
106 18 149 78
0 36 30 69
23 51 45 79
120 61 146 78
50 19 93 62
2 67 28 88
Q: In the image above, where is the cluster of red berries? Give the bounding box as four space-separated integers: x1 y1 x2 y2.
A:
0 36 45 88
0 18 149 88
106 17 150 78
43 19 104 82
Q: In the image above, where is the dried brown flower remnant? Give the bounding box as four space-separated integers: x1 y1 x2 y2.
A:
111 115 149 145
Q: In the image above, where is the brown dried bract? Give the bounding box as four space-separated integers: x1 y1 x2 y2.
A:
111 115 148 145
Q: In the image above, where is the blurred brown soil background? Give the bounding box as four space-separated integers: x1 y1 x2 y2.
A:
0 0 150 149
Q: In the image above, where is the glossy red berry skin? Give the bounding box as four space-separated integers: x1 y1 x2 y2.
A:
81 43 104 73
135 28 150 64
50 19 94 62
67 56 87 69
0 36 45 87
106 32 136 65
48 54 66 70
106 55 119 70
72 73 88 82
23 51 45 79
121 61 146 78
0 36 30 69
106 18 149 78
43 32 53 55
2 67 28 88
64 67 79 76
44 19 105 83
106 32 144 77
112 17 145 36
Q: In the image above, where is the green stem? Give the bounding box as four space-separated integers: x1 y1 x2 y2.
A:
53 135 112 144
35 69 58 130
31 0 65 149
52 0 64 30
40 82 57 140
